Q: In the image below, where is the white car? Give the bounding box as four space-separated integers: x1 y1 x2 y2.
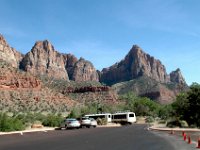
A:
60 118 81 129
89 118 97 128
80 117 91 128
80 117 97 128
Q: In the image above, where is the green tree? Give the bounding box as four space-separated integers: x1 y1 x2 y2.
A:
187 83 200 126
120 92 161 116
172 83 200 127
172 92 188 120
158 104 173 120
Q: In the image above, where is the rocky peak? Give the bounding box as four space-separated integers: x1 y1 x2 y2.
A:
63 54 78 80
72 58 99 82
170 68 186 85
21 40 69 80
0 34 22 68
34 40 54 53
0 34 7 45
101 45 170 85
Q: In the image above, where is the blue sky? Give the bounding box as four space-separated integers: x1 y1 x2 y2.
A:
0 0 199 85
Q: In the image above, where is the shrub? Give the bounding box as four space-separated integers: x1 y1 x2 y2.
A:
42 114 63 127
0 113 25 132
180 120 189 128
96 118 107 125
166 119 181 128
145 116 155 123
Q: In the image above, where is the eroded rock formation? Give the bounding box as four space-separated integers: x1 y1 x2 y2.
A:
20 40 69 80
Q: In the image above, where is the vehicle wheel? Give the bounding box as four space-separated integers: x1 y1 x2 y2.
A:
93 126 96 128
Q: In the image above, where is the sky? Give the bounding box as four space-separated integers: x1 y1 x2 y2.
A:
0 0 199 85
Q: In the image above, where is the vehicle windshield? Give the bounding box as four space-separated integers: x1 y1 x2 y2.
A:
82 117 89 120
66 119 76 121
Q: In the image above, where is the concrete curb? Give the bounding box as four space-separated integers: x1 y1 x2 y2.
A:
0 127 56 136
97 124 121 128
149 126 200 132
149 126 200 147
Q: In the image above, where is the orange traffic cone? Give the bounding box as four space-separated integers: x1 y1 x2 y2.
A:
187 135 191 144
182 131 185 136
183 133 187 141
197 138 200 149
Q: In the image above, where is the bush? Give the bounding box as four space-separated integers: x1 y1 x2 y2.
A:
158 120 166 124
145 116 155 123
0 113 25 132
166 119 182 128
180 120 189 128
42 114 63 127
96 118 107 125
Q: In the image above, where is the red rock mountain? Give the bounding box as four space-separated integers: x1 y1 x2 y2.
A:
0 61 76 112
0 34 23 68
0 34 187 104
100 45 186 86
20 40 99 82
20 40 69 80
71 57 99 82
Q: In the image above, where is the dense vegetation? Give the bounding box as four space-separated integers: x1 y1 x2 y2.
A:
171 83 200 127
0 113 63 132
1 83 200 132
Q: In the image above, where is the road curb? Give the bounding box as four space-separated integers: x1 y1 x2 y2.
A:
149 126 200 132
0 128 56 136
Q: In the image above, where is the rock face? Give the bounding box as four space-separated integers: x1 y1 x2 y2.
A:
71 57 99 82
20 40 69 80
0 34 188 104
0 61 41 90
170 68 186 85
101 45 186 86
63 54 78 80
0 34 100 82
0 34 23 68
0 60 76 112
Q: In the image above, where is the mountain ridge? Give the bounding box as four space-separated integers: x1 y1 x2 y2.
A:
0 34 187 104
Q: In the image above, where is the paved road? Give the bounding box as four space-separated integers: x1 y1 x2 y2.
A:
0 124 196 150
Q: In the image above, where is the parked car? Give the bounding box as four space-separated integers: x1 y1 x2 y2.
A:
80 117 91 128
60 118 81 129
89 118 97 128
80 117 97 128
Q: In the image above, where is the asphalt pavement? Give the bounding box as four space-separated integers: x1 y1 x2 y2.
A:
0 124 196 150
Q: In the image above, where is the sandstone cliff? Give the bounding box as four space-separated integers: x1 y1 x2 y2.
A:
0 34 23 68
101 45 186 86
0 34 100 82
63 54 78 80
0 60 76 112
170 68 186 85
20 40 69 80
71 57 99 82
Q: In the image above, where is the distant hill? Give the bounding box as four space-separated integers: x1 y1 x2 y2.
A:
112 76 187 104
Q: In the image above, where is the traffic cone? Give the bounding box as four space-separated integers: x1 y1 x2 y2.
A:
187 135 191 144
182 131 185 136
197 138 200 148
183 133 187 141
